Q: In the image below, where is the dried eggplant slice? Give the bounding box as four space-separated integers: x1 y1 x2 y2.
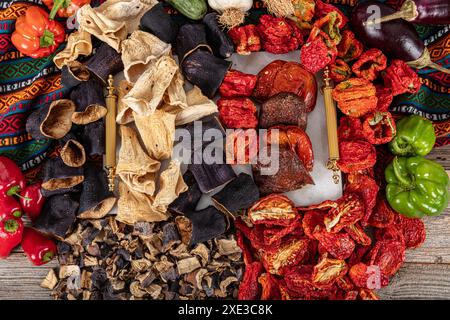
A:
169 171 202 215
78 164 116 219
181 49 231 98
185 206 227 245
61 61 90 90
212 173 259 218
79 120 105 156
59 133 86 168
40 184 81 198
33 194 79 238
41 157 84 192
70 79 107 125
176 24 211 63
182 116 225 152
203 13 234 59
26 100 75 140
189 163 236 194
140 2 178 44
84 42 124 84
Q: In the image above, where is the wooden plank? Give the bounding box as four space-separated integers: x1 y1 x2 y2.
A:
427 144 450 169
378 263 450 300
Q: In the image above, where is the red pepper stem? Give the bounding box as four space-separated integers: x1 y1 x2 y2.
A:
49 0 70 20
4 219 19 233
42 251 54 263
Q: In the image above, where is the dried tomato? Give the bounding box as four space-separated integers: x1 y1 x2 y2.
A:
312 254 348 286
301 28 337 74
302 210 326 239
362 112 397 145
248 194 298 226
345 173 379 226
259 273 282 300
329 59 351 83
218 98 258 129
394 214 426 249
359 288 379 300
238 261 264 300
332 78 378 117
375 85 394 112
257 15 304 54
348 245 371 267
225 129 258 164
336 276 355 292
337 30 363 62
383 59 421 96
345 223 372 246
352 49 387 82
369 195 395 228
368 240 406 277
219 70 257 98
349 263 389 289
337 140 377 173
298 200 338 211
324 193 365 233
374 224 405 244
338 116 365 141
314 0 348 28
284 266 337 300
262 237 311 275
260 216 304 246
313 226 355 260
228 25 261 55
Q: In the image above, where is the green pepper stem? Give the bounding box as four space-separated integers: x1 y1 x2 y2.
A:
7 185 30 201
49 0 70 20
392 157 414 188
12 210 22 218
4 219 19 233
42 251 54 263
390 138 413 156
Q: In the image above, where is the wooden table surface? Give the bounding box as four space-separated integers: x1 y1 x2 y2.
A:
1 146 449 300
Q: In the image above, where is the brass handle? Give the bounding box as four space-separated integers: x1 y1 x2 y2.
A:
105 75 117 192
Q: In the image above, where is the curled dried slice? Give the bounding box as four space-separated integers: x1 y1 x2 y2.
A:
59 134 86 168
248 194 298 226
312 254 348 286
262 237 311 275
324 193 365 233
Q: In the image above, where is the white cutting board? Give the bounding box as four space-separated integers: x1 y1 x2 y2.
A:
195 51 343 209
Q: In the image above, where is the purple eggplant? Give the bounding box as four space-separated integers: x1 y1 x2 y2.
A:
351 1 450 74
364 0 450 26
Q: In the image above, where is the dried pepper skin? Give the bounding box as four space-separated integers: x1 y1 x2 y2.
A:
257 15 304 54
248 194 298 226
332 78 378 117
218 98 258 129
345 173 379 226
313 11 343 45
337 140 377 173
363 112 396 145
324 193 365 233
238 261 264 300
314 0 348 28
375 85 394 112
228 25 262 55
337 30 363 62
313 226 356 260
394 214 426 249
369 195 395 228
352 49 387 82
312 254 348 286
329 59 351 83
301 28 337 74
368 240 406 277
338 116 365 141
219 70 257 98
383 60 421 96
291 0 316 30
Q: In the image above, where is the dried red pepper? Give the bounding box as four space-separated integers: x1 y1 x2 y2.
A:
219 70 257 98
313 11 343 45
314 0 348 28
329 59 351 83
382 59 421 96
338 116 365 141
332 78 378 117
218 98 258 129
323 193 365 233
301 28 337 73
337 140 377 173
337 30 363 62
257 15 304 54
362 112 396 145
352 49 387 81
375 85 394 112
238 261 264 300
228 25 261 55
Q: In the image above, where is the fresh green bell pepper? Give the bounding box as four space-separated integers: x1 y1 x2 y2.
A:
385 156 449 218
389 115 436 157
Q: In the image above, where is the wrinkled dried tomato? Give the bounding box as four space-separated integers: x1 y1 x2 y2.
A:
352 49 387 81
301 28 337 74
248 194 298 226
348 245 371 267
228 25 261 55
329 59 351 83
368 240 406 277
337 140 377 173
324 193 365 233
382 59 421 96
338 116 365 141
218 98 258 129
257 15 304 54
312 254 348 286
262 237 311 275
374 224 405 244
349 263 389 289
225 129 258 164
369 195 395 228
336 276 355 292
238 261 264 300
302 210 326 239
337 30 363 62
259 273 282 300
345 173 379 226
363 112 396 145
332 78 378 117
219 70 257 98
313 226 356 260
394 214 426 249
284 266 336 299
345 223 372 246
359 288 379 300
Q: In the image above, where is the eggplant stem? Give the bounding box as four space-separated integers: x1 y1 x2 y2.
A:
428 62 450 75
364 0 418 26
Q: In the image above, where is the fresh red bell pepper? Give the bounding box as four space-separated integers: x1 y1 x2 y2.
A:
0 156 26 198
42 0 91 19
0 218 24 259
20 183 45 221
11 6 65 59
0 196 22 220
21 228 57 266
